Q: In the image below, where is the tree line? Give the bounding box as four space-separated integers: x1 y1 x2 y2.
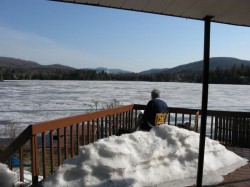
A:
0 64 250 84
0 68 110 80
110 64 250 84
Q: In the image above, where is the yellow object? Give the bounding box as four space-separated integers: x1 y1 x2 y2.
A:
193 111 200 132
154 113 168 126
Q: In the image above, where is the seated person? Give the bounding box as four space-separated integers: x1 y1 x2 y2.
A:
138 89 168 131
118 89 168 135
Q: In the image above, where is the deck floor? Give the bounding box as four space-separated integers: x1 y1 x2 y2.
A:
214 146 250 187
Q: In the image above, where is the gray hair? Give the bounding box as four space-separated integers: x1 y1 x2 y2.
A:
151 89 160 99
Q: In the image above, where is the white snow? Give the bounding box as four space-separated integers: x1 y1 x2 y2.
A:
0 125 248 187
0 163 20 186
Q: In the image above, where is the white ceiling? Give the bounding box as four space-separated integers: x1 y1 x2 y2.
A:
52 0 250 27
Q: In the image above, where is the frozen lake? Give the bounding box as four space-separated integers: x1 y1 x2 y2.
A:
0 80 249 136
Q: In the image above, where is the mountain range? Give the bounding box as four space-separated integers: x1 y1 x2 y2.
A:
1 56 250 74
139 57 250 74
0 57 75 70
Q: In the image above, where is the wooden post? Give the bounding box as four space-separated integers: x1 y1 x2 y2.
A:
31 135 38 184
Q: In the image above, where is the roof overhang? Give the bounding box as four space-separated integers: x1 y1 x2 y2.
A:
51 0 250 27
48 0 250 186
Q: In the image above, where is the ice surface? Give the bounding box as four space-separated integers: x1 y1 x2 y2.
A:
1 80 250 138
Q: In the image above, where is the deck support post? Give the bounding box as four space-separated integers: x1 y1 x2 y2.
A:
31 135 39 184
197 16 212 186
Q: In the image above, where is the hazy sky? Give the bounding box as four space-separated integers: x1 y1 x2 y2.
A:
1 0 250 72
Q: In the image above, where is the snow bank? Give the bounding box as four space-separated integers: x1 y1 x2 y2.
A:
42 125 248 187
0 163 20 187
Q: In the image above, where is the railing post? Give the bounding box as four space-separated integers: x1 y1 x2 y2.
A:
87 121 90 144
130 110 133 130
70 125 74 158
101 118 104 139
19 148 24 186
113 115 116 135
210 116 214 139
31 135 39 184
50 130 54 174
76 124 80 155
82 122 85 145
64 127 68 160
97 118 100 140
92 120 95 142
105 116 108 137
42 132 47 179
57 129 61 166
108 115 112 136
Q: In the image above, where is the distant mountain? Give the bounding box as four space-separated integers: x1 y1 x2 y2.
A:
139 57 250 75
1 56 250 75
0 57 75 70
1 56 249 84
170 57 250 73
0 57 42 69
0 56 132 74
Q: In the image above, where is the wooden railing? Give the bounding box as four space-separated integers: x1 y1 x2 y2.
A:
0 104 140 186
0 104 249 186
167 107 250 148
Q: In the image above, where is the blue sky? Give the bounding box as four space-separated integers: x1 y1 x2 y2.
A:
0 0 250 72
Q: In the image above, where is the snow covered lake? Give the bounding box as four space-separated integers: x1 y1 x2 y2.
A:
0 80 250 137
0 80 249 186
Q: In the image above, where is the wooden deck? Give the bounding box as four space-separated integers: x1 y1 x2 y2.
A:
213 146 250 187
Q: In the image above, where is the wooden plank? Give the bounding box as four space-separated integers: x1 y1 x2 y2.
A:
174 113 177 126
97 118 100 140
50 131 54 174
42 132 47 178
105 116 108 137
168 112 171 125
31 135 38 184
113 115 116 135
64 127 68 160
109 115 112 136
228 118 232 145
19 148 24 185
82 122 85 146
214 117 218 140
87 121 90 144
92 120 95 143
57 129 61 166
218 117 222 142
210 116 214 139
101 118 104 139
220 147 250 186
32 105 135 135
70 125 74 158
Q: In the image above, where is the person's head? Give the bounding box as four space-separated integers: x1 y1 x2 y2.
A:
151 89 160 99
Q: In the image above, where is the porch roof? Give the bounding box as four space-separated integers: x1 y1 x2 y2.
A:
48 1 250 186
51 0 250 27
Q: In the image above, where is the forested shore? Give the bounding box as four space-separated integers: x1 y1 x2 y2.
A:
1 64 250 84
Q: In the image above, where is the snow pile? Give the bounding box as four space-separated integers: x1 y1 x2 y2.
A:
0 163 20 186
42 125 248 187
